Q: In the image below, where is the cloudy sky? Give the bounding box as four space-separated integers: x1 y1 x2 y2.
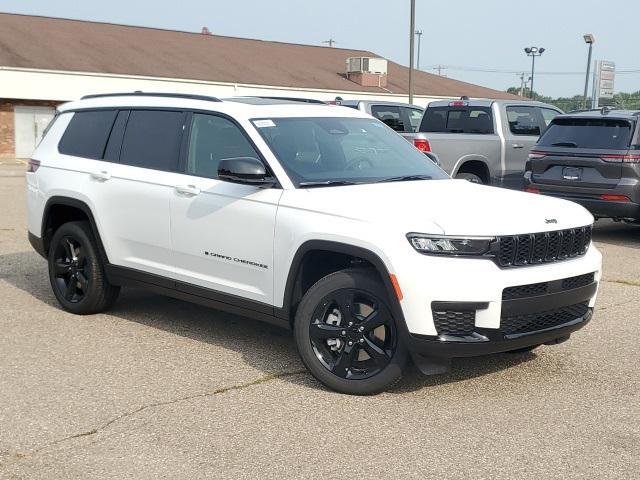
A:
2 0 637 97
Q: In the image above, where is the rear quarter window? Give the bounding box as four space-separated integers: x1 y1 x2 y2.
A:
419 106 494 134
58 110 118 159
538 118 634 150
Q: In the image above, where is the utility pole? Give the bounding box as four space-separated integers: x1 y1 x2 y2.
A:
518 73 531 97
322 38 336 48
433 65 446 76
582 34 595 109
415 29 423 70
408 0 416 104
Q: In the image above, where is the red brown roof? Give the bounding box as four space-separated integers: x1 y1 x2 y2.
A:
0 12 520 99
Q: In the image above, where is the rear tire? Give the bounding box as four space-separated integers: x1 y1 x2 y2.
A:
455 172 484 184
48 221 120 315
294 268 407 395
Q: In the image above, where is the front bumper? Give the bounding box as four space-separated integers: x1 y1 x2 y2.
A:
406 308 592 357
404 279 596 357
392 239 601 358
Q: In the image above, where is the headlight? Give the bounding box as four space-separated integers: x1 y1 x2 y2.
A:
407 234 495 256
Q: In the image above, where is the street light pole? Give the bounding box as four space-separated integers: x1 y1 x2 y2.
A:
408 0 416 104
582 34 595 109
524 47 545 99
415 29 423 70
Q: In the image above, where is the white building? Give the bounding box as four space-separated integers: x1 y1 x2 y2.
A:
0 12 519 158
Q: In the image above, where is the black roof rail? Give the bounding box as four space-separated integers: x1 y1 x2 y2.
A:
256 96 326 104
80 92 222 102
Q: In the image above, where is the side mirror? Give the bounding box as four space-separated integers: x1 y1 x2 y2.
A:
217 157 276 186
423 151 441 167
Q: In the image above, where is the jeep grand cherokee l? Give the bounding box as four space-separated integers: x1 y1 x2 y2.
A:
27 93 602 394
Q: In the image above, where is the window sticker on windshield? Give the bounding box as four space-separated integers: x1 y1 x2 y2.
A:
254 119 276 128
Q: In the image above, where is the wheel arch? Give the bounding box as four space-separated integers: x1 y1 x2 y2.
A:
277 240 407 332
453 156 492 184
41 196 109 263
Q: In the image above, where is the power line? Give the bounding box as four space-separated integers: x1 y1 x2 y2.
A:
423 64 640 75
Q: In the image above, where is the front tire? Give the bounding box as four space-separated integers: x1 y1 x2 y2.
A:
48 221 120 315
294 269 407 395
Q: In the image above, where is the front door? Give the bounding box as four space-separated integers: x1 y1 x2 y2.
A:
503 105 542 189
170 113 282 305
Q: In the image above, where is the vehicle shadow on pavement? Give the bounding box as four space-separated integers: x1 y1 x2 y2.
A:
592 219 640 248
2 250 544 394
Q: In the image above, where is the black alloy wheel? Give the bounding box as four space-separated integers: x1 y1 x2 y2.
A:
309 288 396 380
48 221 120 314
294 269 407 395
52 235 90 303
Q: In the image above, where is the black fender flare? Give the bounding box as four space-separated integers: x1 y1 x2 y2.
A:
41 196 109 262
276 240 411 339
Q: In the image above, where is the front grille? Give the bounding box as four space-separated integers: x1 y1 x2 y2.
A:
500 302 589 335
502 272 596 300
496 226 592 267
432 310 475 336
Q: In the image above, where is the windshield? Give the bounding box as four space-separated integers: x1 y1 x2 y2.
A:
252 117 448 186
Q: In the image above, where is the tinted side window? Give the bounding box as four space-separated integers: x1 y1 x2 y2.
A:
371 105 406 132
404 107 424 132
120 110 185 171
506 106 541 136
58 110 118 159
186 114 260 179
420 106 494 134
540 108 560 128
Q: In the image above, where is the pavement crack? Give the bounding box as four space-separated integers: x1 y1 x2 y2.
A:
1 369 306 470
602 278 640 288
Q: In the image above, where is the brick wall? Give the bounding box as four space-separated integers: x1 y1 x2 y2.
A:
0 99 61 158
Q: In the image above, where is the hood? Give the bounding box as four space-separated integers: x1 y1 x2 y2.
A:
281 179 594 236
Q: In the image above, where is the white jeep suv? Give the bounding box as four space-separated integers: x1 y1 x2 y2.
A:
27 93 602 394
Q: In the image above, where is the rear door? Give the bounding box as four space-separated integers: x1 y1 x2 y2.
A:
90 109 186 277
530 117 633 190
503 105 544 189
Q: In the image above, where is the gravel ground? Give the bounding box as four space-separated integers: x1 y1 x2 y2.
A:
0 167 638 479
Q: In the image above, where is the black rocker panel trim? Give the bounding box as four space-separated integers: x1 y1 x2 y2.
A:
105 264 288 329
28 232 46 258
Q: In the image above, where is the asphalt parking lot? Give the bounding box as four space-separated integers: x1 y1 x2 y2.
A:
0 162 638 479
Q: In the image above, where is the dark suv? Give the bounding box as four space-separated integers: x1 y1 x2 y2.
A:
525 108 640 222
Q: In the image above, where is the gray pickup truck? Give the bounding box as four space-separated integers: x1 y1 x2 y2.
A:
403 99 563 188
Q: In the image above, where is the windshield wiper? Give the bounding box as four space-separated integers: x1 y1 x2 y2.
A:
298 180 360 188
551 141 578 148
376 174 433 183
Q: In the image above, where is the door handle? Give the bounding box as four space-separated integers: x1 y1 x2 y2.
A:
175 184 201 197
512 144 524 149
90 170 111 181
